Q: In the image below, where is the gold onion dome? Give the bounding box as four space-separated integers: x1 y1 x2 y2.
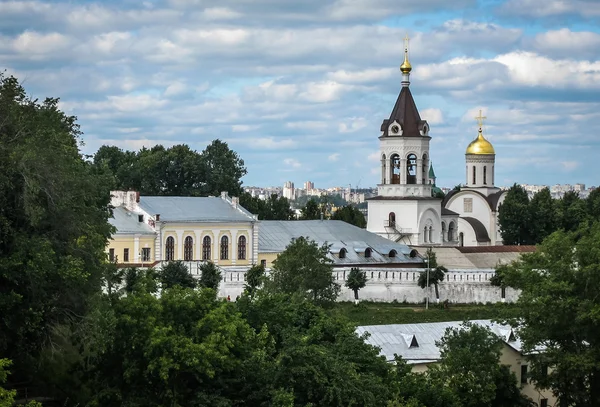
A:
400 51 412 74
466 129 495 155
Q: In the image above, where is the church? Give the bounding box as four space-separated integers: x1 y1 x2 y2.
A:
366 37 506 247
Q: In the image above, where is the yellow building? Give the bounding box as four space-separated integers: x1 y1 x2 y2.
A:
108 191 258 269
357 320 556 407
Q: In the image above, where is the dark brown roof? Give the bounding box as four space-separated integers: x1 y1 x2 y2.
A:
461 217 491 242
456 245 536 253
380 86 427 137
443 188 506 213
441 207 459 216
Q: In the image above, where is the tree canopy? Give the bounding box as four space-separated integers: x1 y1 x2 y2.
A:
331 205 367 228
93 139 246 197
493 222 600 406
239 193 295 220
345 267 368 303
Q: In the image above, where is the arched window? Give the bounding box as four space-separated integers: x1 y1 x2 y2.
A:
339 248 347 259
428 226 433 243
390 154 401 184
365 248 372 258
220 236 229 260
441 222 447 242
448 222 455 242
202 236 211 260
389 250 397 258
483 166 487 185
472 166 476 185
407 153 417 184
422 153 428 184
388 212 396 227
424 226 429 243
459 232 464 247
184 236 193 261
165 236 175 261
238 235 247 260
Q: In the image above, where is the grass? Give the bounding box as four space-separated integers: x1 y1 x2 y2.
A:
331 301 516 326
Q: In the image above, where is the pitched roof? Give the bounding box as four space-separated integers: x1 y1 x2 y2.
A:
429 163 436 179
110 206 155 235
380 87 427 137
357 320 523 363
138 196 255 223
258 220 422 265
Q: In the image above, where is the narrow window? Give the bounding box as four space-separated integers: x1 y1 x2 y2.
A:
123 248 129 262
202 236 211 260
238 235 247 260
165 236 175 261
472 166 476 184
109 248 115 262
483 166 487 185
541 364 548 378
388 212 396 227
220 236 229 260
260 259 266 267
184 236 193 261
142 247 151 262
501 286 506 299
520 365 528 384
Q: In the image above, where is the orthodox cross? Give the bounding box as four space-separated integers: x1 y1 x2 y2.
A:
404 34 410 51
475 109 486 130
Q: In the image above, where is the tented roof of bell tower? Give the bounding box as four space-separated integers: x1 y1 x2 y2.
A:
380 86 427 137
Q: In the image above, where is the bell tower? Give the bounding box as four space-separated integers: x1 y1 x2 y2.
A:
367 36 444 246
464 110 499 196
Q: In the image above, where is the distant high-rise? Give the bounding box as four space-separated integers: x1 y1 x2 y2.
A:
304 181 314 191
283 181 295 200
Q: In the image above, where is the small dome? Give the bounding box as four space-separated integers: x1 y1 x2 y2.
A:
466 130 495 155
400 51 412 74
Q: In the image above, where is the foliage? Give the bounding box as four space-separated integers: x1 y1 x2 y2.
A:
494 222 600 406
331 205 367 228
159 261 197 290
89 287 271 406
269 237 340 304
93 139 246 197
198 261 222 290
244 264 266 297
239 193 295 220
428 322 532 407
238 293 397 406
555 190 588 232
0 73 113 388
498 184 532 245
528 187 556 243
345 267 368 302
0 359 16 407
417 248 447 300
300 199 322 220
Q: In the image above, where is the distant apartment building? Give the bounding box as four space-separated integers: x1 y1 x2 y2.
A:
282 181 295 200
304 181 314 192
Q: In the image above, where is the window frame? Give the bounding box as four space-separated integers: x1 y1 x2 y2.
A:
220 235 229 260
165 236 175 261
202 236 211 261
237 235 247 260
184 236 194 261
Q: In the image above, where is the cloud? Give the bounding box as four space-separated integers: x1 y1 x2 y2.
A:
421 108 444 125
283 158 302 169
328 153 340 161
498 0 600 18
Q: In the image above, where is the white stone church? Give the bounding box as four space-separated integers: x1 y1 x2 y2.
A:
366 40 506 247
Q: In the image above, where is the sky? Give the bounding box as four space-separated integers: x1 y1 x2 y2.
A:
1 0 599 190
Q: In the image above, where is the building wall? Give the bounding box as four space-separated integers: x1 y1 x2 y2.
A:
107 235 155 264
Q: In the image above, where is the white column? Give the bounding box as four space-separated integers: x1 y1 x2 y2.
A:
231 229 237 265
212 229 219 264
195 229 202 260
176 230 184 260
400 158 407 184
416 158 423 184
134 235 140 263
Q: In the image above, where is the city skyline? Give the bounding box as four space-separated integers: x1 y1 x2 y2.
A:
1 0 599 188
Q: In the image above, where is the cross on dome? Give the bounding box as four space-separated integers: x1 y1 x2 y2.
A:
475 109 487 130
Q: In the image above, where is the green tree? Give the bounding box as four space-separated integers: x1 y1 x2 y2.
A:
494 222 600 407
417 248 447 302
0 74 113 389
199 139 247 197
498 184 532 245
345 267 368 304
269 237 340 303
199 261 222 290
529 187 557 243
586 188 600 220
556 191 588 232
240 193 295 220
300 199 322 220
331 205 367 228
429 322 532 407
159 261 197 290
245 264 266 297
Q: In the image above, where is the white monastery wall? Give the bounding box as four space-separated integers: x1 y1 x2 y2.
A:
171 262 517 304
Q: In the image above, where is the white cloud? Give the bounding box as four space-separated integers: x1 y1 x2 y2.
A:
12 31 72 54
421 108 444 125
328 153 340 161
283 158 302 168
499 0 600 18
339 117 368 133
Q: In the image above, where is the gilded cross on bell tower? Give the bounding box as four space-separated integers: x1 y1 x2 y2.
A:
400 34 412 76
475 109 486 132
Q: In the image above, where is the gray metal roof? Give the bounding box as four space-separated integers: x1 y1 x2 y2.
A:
110 206 156 235
258 220 422 265
357 320 522 363
138 196 255 223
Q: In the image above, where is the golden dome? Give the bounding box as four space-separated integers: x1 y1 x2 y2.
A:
400 50 412 74
466 129 495 155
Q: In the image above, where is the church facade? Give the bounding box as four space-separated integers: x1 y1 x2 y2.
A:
366 39 506 247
